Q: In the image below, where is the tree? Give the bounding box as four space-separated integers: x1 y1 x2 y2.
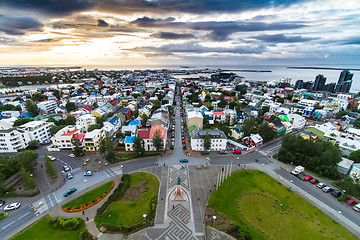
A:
152 130 164 152
141 114 149 126
218 125 231 138
133 136 145 157
98 137 106 156
96 116 108 125
314 103 322 109
53 90 61 100
354 118 360 128
270 115 278 121
205 94 212 102
20 166 38 190
17 150 38 172
203 132 211 151
349 149 360 163
229 101 237 110
93 101 99 109
50 124 65 135
243 118 257 136
45 155 57 178
203 117 209 127
14 118 33 126
27 140 39 150
88 124 102 132
152 100 161 112
276 98 284 104
336 111 351 118
65 115 76 125
105 137 115 163
71 137 84 157
257 123 276 143
132 110 139 118
25 101 39 117
65 101 76 112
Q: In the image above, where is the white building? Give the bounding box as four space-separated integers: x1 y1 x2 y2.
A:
190 128 227 151
0 128 31 152
1 111 20 118
287 114 306 129
51 126 81 150
18 120 53 143
76 114 96 132
37 100 57 114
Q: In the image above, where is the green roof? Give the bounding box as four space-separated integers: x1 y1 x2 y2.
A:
188 125 197 133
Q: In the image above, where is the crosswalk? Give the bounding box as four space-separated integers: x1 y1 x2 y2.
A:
256 149 268 156
104 167 123 178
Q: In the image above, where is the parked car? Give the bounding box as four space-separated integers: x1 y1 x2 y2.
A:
69 154 75 158
48 155 56 161
0 200 5 207
233 150 242 154
322 186 334 193
304 175 313 181
182 140 185 144
180 159 189 163
331 191 341 197
63 165 70 172
317 182 326 188
310 178 319 184
291 166 304 176
219 150 227 154
346 199 357 206
64 188 77 197
66 172 73 179
172 141 175 146
201 151 209 155
4 202 20 211
84 171 93 176
353 203 360 212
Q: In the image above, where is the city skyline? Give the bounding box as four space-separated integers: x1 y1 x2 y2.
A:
0 0 359 67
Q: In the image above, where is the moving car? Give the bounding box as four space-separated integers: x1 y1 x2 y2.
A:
180 159 189 163
317 182 326 188
331 191 341 197
63 165 70 172
48 155 56 161
4 202 20 211
304 175 313 181
69 154 75 158
291 166 304 175
233 150 242 154
346 199 357 206
310 178 319 184
353 203 360 212
322 186 334 193
84 171 93 176
0 200 5 207
66 172 73 179
64 188 77 197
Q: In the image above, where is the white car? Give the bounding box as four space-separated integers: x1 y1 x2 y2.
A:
317 182 326 189
84 171 93 176
48 155 56 161
69 154 75 158
4 202 21 211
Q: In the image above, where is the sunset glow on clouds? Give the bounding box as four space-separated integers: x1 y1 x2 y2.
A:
0 0 359 67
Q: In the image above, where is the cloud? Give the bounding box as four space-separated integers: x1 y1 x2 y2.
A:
0 15 43 35
126 41 266 57
253 33 319 43
151 32 195 39
0 0 94 17
131 16 176 26
97 19 109 27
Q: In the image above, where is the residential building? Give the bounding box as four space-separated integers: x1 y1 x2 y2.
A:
150 112 170 128
103 115 122 134
83 129 105 151
1 111 20 118
76 114 96 132
37 100 57 114
18 120 53 143
243 134 263 147
121 125 137 137
190 128 227 151
0 128 31 152
118 107 132 120
187 110 203 129
125 136 135 151
51 126 82 150
348 163 360 182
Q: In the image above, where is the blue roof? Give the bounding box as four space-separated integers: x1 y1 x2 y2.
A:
125 136 135 143
21 112 32 118
105 116 119 125
128 120 140 126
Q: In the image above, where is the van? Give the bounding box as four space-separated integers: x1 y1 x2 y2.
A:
291 166 304 175
353 203 360 212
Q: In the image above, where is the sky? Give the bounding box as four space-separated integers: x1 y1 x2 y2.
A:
0 0 359 68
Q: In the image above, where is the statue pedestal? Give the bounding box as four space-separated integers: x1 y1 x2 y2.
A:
172 185 186 201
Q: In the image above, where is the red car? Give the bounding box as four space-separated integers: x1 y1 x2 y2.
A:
182 140 185 144
310 178 319 184
346 199 357 206
233 150 241 154
304 175 313 181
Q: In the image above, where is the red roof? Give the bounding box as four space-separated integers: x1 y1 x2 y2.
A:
62 129 79 136
138 129 150 139
82 105 93 111
108 99 118 107
150 125 167 139
213 111 225 115
73 133 85 141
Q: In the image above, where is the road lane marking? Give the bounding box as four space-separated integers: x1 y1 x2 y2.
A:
17 212 30 220
2 221 15 230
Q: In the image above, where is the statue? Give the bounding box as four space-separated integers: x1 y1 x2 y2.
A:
172 177 185 201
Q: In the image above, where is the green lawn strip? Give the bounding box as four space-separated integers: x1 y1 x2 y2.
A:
62 181 114 209
208 170 357 240
95 172 159 227
10 216 86 240
305 127 325 139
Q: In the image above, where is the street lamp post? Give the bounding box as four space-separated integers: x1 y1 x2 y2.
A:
143 214 147 225
213 215 217 226
342 190 346 200
84 179 87 188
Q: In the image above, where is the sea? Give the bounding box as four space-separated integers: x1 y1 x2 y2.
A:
2 64 360 93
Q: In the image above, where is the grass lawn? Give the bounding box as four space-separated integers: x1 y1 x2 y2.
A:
116 152 160 161
11 216 86 240
208 170 358 240
62 181 114 209
305 127 325 139
95 172 159 227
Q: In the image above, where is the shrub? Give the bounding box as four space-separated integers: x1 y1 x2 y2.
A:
49 217 84 230
0 213 8 221
79 230 93 240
